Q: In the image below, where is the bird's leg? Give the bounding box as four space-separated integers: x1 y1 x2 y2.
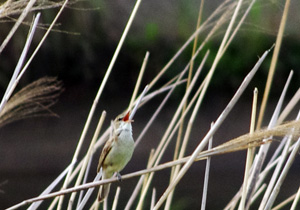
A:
115 172 122 182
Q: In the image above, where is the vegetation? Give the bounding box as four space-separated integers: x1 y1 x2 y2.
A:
1 0 299 209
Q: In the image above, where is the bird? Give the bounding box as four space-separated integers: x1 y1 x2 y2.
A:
97 111 134 202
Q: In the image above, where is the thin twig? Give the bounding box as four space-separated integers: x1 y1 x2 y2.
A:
151 188 156 210
290 187 300 210
68 111 106 209
0 13 40 113
0 0 37 53
57 0 143 208
278 87 300 124
136 51 209 209
129 51 149 110
166 1 205 207
201 123 213 210
111 187 121 210
152 47 271 210
264 112 300 210
246 70 294 208
256 0 291 129
271 192 297 210
7 116 300 210
239 87 258 210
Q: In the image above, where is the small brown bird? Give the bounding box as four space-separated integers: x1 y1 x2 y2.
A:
97 111 134 202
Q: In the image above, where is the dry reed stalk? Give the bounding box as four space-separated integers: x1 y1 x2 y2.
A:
167 1 205 208
7 116 300 210
0 0 65 18
152 46 271 210
200 124 213 210
239 88 258 210
56 0 143 209
136 51 209 209
256 0 291 129
67 111 106 209
4 1 299 209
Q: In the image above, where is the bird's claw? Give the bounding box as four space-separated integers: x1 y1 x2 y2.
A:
116 172 122 182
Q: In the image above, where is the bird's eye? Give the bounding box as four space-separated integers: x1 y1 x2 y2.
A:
118 117 123 121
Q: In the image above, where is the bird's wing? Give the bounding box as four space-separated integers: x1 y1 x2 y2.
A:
97 135 115 172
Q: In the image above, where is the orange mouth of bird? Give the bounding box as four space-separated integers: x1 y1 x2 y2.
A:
123 111 134 122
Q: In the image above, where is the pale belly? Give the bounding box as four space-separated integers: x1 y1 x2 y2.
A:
103 135 134 177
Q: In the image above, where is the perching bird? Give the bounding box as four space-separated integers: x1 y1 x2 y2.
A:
97 111 134 202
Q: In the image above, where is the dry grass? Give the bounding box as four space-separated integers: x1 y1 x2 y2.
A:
1 0 300 210
0 77 62 127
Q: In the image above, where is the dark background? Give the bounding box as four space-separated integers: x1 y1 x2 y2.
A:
0 0 300 209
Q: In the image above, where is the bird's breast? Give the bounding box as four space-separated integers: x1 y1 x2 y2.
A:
103 130 134 176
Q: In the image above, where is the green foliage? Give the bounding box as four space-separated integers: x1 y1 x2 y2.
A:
145 22 159 42
0 1 298 97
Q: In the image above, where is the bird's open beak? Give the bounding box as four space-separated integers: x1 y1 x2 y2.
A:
123 111 134 122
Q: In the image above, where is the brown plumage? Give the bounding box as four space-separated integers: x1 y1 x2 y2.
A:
97 112 134 202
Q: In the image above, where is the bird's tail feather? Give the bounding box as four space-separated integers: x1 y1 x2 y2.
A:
98 183 111 202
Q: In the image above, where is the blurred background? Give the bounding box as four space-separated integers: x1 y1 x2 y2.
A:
0 0 300 209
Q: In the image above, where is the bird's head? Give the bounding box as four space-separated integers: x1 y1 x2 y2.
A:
114 111 133 133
